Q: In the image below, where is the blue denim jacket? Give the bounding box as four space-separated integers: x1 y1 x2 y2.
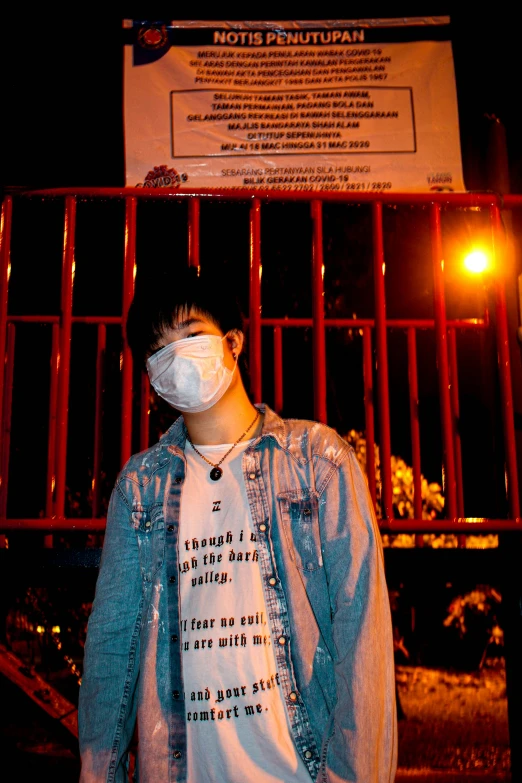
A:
78 404 397 782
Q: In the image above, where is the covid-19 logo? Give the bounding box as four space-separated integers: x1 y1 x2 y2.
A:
135 165 188 189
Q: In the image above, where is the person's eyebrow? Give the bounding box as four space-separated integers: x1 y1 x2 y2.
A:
172 316 205 330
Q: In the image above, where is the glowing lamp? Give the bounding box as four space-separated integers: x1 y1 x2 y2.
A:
464 250 488 274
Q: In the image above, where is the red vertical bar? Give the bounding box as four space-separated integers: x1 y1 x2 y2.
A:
46 324 59 516
448 327 465 537
372 201 393 520
362 326 377 508
121 197 137 466
407 328 423 545
44 323 60 547
0 324 15 528
188 197 200 271
92 324 106 518
490 204 520 518
430 203 458 519
140 370 150 452
273 326 283 416
55 195 77 519
0 196 13 481
311 200 327 424
249 198 262 404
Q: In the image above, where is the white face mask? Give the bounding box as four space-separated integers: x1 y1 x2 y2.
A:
146 334 237 413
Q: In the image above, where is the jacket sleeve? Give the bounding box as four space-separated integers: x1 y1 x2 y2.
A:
78 480 143 783
317 447 398 783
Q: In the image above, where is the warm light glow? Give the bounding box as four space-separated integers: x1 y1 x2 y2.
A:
321 264 325 280
36 625 45 634
52 625 61 634
464 250 488 274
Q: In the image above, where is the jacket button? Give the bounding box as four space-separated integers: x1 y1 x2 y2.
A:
172 690 180 699
278 635 286 646
167 524 174 532
303 508 311 516
173 750 182 759
248 472 256 479
145 520 151 528
289 691 298 701
171 634 178 642
304 750 313 759
175 477 183 484
259 523 267 532
268 577 277 586
169 575 176 583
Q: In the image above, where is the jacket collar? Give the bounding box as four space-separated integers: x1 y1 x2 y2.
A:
159 403 286 454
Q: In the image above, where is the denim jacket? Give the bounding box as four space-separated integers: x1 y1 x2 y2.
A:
78 404 397 782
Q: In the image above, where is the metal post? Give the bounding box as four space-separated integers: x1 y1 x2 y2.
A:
249 199 262 404
311 200 327 424
372 201 393 519
485 115 522 781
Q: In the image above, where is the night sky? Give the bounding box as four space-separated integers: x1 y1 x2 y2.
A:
1 8 522 193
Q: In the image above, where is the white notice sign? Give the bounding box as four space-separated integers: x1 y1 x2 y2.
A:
123 18 465 193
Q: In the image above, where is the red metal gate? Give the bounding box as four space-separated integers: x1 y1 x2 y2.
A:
1 187 521 542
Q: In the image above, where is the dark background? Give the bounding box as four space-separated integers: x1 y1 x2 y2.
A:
1 7 522 193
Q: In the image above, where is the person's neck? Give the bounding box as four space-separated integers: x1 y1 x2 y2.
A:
183 388 262 446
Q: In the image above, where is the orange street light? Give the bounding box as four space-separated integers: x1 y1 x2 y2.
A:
463 249 489 274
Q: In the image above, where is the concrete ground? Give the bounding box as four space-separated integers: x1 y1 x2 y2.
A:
0 662 513 782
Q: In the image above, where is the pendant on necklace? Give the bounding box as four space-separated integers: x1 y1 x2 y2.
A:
210 467 223 481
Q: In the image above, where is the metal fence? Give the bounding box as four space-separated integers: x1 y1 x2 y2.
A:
1 187 521 544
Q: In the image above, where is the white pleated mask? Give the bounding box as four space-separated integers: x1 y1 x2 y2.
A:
146 334 237 413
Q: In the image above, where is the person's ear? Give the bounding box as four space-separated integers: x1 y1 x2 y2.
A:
226 329 244 360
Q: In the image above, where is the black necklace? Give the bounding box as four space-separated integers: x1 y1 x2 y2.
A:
186 409 260 481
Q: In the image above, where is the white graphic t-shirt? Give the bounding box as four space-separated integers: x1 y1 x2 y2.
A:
180 439 312 782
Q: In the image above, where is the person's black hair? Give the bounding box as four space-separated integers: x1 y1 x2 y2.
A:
126 264 251 393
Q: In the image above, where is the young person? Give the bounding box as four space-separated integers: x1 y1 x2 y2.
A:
78 266 398 782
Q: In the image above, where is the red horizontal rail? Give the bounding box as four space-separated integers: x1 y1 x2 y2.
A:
10 187 522 216
1 517 519 533
14 186 504 209
379 519 522 533
5 314 488 329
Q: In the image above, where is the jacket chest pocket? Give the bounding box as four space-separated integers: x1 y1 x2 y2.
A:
278 492 322 573
131 503 165 582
